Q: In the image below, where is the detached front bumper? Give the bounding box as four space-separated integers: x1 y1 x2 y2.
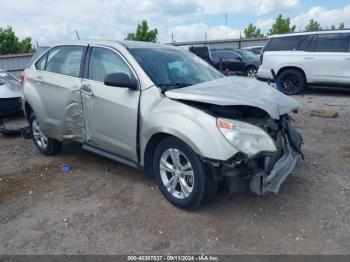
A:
215 116 303 195
250 135 301 195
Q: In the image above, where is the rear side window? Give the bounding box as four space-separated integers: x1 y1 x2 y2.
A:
88 47 133 82
45 46 84 77
265 36 303 51
314 33 350 52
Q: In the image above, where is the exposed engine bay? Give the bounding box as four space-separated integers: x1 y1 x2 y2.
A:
182 100 304 195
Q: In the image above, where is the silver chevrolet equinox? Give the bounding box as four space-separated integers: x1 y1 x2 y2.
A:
23 40 303 209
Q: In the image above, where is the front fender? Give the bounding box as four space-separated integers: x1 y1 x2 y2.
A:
140 87 238 165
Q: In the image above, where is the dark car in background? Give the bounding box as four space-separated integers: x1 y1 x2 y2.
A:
0 70 22 117
211 49 260 77
189 46 260 77
242 46 264 57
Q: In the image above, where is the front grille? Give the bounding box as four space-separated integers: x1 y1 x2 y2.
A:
226 175 250 193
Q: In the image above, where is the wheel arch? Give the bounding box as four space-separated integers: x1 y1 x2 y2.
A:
143 132 171 176
277 66 307 83
24 101 34 122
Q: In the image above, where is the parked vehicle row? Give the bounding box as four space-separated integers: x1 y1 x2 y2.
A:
189 46 260 77
22 40 303 209
211 48 260 77
257 29 350 94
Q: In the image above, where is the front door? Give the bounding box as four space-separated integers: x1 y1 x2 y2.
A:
81 46 140 162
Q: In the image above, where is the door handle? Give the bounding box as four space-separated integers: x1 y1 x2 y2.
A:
81 85 93 96
304 57 314 60
345 57 350 61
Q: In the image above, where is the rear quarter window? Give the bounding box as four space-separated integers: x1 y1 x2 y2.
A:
314 33 350 52
35 53 47 70
265 36 303 51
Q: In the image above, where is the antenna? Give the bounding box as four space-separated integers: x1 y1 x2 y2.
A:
75 30 80 40
225 13 228 39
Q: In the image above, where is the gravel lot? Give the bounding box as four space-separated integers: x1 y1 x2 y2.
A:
0 90 349 255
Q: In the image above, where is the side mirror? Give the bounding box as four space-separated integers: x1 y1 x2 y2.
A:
104 73 138 90
0 78 5 85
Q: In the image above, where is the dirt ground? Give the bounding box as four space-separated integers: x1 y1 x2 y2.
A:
0 90 349 255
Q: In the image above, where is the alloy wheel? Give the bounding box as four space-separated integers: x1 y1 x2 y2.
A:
32 119 48 150
280 73 301 94
159 148 194 199
247 68 257 78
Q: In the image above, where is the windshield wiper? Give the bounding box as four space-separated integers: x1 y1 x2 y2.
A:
158 83 195 94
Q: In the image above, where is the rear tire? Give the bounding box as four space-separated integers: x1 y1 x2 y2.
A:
278 69 306 95
153 137 217 209
29 113 62 156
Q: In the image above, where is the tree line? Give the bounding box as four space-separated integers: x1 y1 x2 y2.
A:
244 14 346 38
0 17 347 55
0 26 35 55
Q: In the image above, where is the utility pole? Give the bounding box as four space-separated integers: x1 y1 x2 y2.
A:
171 33 174 43
225 13 228 39
205 32 207 41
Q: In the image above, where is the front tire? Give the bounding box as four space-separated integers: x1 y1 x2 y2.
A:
153 137 217 209
245 66 258 78
30 113 62 156
278 69 306 95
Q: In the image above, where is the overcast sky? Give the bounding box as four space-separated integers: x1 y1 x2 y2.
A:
0 0 349 44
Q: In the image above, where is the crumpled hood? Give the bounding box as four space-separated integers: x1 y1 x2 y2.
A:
165 76 301 119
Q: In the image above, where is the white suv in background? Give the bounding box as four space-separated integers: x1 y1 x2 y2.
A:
257 30 350 94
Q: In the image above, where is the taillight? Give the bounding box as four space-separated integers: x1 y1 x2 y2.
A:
19 71 25 88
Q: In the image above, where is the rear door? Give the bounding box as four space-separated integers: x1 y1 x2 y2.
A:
30 45 86 140
81 46 140 162
306 33 350 85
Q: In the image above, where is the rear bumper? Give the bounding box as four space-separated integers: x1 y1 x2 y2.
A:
257 67 273 80
0 97 23 117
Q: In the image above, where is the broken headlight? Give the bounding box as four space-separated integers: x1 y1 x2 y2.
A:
217 118 277 156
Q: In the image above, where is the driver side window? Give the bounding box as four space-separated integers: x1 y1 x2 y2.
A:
88 47 133 82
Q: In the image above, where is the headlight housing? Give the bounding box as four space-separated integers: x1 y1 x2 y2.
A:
217 118 277 156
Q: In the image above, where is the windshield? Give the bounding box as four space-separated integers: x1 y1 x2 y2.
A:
129 48 223 89
236 49 258 60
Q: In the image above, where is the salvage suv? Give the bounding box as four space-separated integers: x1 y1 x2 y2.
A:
23 40 303 209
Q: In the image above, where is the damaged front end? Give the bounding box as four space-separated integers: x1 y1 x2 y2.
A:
199 104 303 195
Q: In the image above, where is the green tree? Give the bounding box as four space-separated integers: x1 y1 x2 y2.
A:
268 15 296 35
126 20 158 42
331 23 345 30
305 19 322 31
0 26 35 55
243 23 264 38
